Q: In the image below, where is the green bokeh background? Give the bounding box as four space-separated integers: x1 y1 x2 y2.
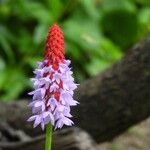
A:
0 0 150 101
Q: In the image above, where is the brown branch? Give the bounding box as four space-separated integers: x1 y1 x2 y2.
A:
73 36 150 142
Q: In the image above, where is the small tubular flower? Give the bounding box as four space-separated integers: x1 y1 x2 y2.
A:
28 24 78 130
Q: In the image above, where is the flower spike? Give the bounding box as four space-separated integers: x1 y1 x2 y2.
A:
28 24 79 130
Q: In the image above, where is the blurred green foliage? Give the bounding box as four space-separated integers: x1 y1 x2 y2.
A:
0 0 150 101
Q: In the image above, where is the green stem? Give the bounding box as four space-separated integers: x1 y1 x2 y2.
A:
45 124 52 150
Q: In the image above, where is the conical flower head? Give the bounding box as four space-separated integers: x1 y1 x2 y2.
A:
28 24 79 130
45 24 64 65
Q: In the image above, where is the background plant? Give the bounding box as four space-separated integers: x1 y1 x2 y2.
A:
0 0 150 101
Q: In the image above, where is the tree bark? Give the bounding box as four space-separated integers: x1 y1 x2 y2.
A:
73 36 150 142
0 37 150 143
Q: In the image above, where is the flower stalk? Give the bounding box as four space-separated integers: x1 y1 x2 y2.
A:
45 124 52 150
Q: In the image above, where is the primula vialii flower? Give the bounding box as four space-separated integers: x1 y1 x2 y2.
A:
28 24 79 130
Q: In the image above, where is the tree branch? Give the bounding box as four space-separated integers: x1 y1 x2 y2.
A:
73 36 150 142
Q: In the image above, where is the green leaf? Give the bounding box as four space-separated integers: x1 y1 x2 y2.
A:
79 0 99 20
86 58 111 76
17 0 53 23
135 0 150 5
138 7 150 30
1 68 30 101
63 19 102 53
25 56 43 68
47 0 63 21
0 25 15 63
0 61 6 89
33 24 49 44
85 37 122 76
65 41 81 60
101 0 139 49
0 57 5 71
100 37 123 61
101 0 136 12
17 29 35 55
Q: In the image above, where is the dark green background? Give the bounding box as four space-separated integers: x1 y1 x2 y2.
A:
0 0 150 101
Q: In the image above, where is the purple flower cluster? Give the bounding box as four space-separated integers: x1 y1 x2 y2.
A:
28 60 78 130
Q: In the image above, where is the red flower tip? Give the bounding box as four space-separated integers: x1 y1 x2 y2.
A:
45 24 65 65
